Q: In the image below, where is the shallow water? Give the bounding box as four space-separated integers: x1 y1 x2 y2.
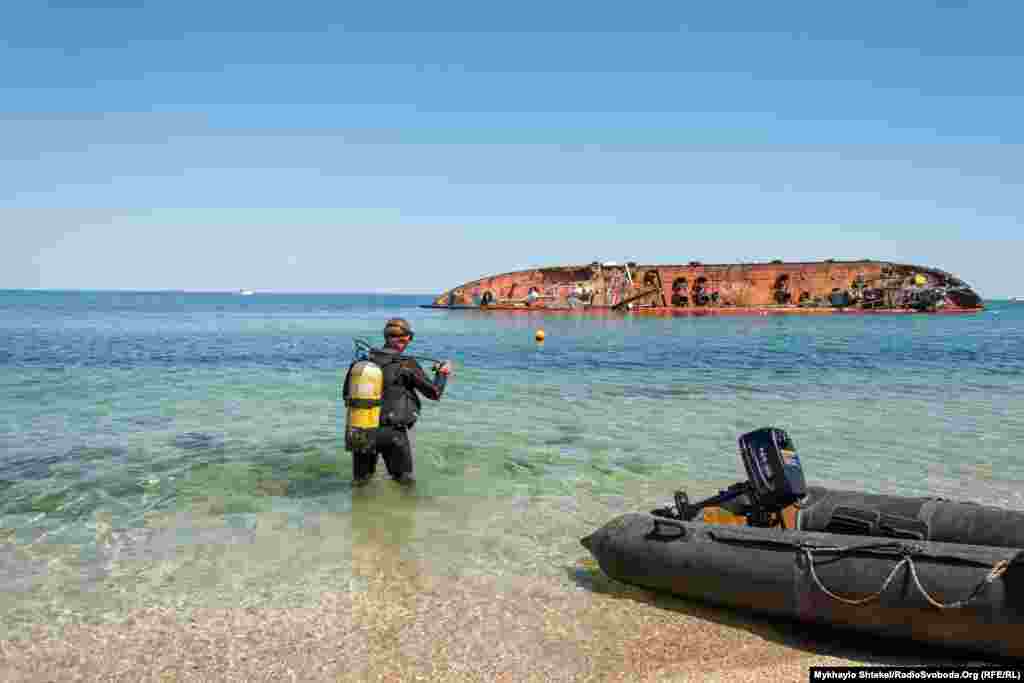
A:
1 290 1023 638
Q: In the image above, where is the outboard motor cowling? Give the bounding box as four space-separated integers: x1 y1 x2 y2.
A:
738 427 807 513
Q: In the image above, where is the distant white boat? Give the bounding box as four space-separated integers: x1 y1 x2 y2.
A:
1009 296 1024 302
239 289 254 296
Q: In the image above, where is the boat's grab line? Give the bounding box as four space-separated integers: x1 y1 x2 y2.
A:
706 532 1002 567
701 530 1019 610
803 547 1011 610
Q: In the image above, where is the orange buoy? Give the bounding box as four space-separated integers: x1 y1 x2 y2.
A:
535 329 546 342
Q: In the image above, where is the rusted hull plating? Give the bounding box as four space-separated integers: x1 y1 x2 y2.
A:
426 260 983 314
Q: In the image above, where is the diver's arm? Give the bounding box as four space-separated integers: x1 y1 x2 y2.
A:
406 361 448 401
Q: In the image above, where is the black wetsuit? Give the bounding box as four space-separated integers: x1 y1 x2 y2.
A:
343 347 447 482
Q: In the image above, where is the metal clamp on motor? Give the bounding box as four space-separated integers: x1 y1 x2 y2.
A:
652 427 808 528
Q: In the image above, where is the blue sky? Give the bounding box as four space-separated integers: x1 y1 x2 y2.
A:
2 1 1021 296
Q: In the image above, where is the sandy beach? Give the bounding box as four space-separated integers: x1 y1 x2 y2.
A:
0 483 995 682
0 559 993 682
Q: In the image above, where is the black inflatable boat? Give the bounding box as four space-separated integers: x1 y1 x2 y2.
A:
580 428 1024 659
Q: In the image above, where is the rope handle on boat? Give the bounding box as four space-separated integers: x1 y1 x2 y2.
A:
649 516 688 538
707 531 1009 568
802 545 1012 610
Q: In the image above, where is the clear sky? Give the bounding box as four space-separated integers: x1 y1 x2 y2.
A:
2 0 1021 296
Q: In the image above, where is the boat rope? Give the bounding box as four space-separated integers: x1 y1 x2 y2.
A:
904 556 1010 610
801 544 1012 610
703 531 1017 609
803 547 913 607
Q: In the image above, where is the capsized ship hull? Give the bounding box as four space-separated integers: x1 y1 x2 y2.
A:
424 260 983 314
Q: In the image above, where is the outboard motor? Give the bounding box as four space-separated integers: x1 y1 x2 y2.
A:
738 427 807 516
653 427 807 528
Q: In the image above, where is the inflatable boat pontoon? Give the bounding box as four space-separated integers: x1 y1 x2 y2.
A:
581 428 1024 659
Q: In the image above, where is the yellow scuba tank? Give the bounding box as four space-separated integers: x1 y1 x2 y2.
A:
344 359 383 452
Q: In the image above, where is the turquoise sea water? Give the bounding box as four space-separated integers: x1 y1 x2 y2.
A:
1 290 1023 636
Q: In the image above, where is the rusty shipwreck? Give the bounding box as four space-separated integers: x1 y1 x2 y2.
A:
424 260 983 315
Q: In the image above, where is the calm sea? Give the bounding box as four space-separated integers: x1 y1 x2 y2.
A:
2 290 1023 635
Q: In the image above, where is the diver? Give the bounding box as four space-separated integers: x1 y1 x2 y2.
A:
343 318 452 487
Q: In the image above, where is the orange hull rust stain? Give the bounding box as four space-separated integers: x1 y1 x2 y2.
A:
429 260 984 315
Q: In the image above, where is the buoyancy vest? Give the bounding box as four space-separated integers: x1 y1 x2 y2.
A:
370 350 421 428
